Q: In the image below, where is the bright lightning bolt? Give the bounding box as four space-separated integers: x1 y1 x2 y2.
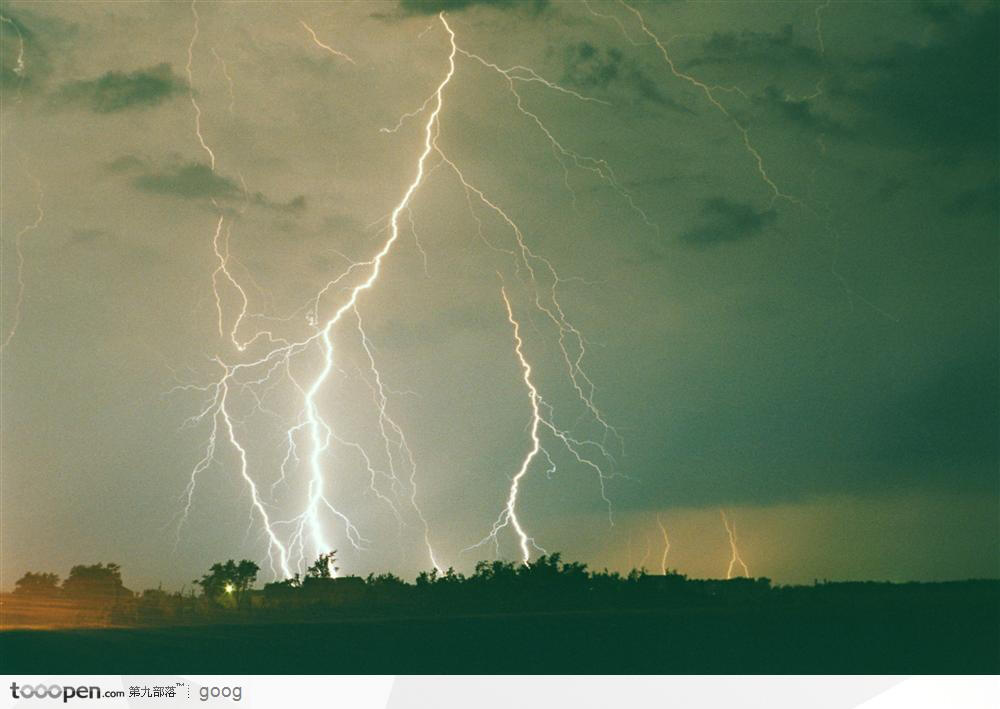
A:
473 286 546 566
721 510 750 579
175 11 626 580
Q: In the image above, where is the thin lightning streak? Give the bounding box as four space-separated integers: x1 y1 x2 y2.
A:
595 0 886 322
300 20 356 64
1 175 43 351
456 47 655 229
355 306 442 572
611 1 798 206
210 215 282 351
186 0 216 170
436 152 624 459
721 510 750 579
405 208 430 278
815 1 831 57
211 47 236 115
639 534 651 570
657 514 670 574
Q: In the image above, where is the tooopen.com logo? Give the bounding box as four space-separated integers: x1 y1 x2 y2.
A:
9 682 125 703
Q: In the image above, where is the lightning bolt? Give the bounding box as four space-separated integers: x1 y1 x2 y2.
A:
470 286 546 565
176 12 456 577
589 0 799 206
815 0 831 57
211 47 236 115
185 0 215 170
657 513 670 574
300 20 356 65
354 306 442 573
721 509 750 579
174 11 629 579
0 13 26 103
1 174 43 351
639 533 651 571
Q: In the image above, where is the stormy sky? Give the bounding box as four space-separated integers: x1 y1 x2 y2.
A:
1 0 997 590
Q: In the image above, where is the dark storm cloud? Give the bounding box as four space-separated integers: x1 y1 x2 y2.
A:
398 0 548 15
133 163 239 200
686 25 821 72
69 228 111 245
680 197 777 247
105 155 146 174
943 179 1000 217
564 42 692 112
870 348 999 486
55 63 184 113
842 4 998 157
753 86 847 136
129 161 306 213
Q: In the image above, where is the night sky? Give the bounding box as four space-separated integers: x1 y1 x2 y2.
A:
2 0 997 591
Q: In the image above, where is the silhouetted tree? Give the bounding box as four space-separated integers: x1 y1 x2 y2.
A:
306 551 338 579
195 559 260 609
13 571 60 595
62 563 126 598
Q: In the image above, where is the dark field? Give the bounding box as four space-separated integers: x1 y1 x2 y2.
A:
4 601 998 674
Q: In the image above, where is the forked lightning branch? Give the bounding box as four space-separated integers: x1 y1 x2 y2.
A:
174 9 629 580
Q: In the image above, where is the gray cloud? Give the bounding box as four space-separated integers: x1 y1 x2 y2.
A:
839 4 998 157
943 178 999 217
127 160 306 213
133 162 239 201
687 25 821 72
564 42 692 113
753 85 848 136
398 0 548 15
55 63 184 113
680 197 777 247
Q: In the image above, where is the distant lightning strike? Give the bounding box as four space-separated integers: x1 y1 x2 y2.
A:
721 510 750 579
1 175 43 351
176 11 626 577
815 1 831 57
657 514 670 574
639 534 652 570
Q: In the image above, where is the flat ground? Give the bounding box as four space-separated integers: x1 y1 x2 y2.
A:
3 604 998 673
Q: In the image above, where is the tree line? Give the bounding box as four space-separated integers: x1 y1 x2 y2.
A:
10 551 996 627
